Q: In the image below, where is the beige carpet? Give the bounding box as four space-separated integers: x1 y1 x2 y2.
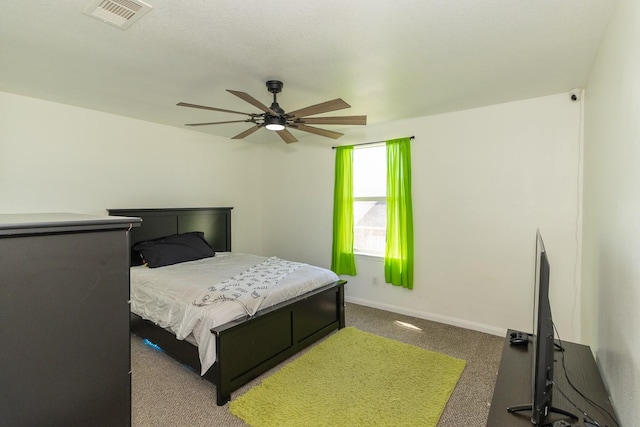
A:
132 303 503 426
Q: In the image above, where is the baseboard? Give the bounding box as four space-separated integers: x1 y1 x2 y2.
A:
344 296 506 337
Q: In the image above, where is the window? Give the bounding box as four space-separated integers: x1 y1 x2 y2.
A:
353 145 386 256
331 137 413 288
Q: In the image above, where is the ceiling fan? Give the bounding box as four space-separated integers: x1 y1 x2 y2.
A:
177 80 367 144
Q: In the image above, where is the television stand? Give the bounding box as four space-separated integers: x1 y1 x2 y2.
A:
506 403 577 422
487 329 618 426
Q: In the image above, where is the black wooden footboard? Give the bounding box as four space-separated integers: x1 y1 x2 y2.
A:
131 280 346 406
210 280 346 405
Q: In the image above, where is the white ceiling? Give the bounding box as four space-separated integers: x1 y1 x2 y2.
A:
0 0 616 144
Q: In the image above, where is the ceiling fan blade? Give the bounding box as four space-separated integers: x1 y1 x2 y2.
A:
226 90 279 116
185 120 251 127
294 124 344 139
286 98 351 118
177 102 252 116
299 115 367 126
232 125 262 139
276 129 298 144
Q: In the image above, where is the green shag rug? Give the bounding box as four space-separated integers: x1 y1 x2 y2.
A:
229 327 466 427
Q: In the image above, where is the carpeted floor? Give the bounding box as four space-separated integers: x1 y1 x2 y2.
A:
131 303 504 426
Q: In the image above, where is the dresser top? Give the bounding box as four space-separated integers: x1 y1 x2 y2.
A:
0 213 141 236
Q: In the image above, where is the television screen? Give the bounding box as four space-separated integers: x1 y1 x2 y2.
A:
507 230 576 425
531 230 554 424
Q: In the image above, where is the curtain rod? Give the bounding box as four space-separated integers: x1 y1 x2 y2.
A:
331 135 414 149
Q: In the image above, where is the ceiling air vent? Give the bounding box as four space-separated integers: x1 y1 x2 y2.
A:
83 0 152 30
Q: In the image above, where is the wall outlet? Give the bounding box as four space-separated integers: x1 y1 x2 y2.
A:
371 277 379 286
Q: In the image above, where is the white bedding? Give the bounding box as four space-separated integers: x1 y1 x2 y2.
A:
130 252 339 374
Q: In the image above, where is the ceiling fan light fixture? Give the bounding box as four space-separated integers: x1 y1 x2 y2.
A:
178 80 367 144
265 116 285 131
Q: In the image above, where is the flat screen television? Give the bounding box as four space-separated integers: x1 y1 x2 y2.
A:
507 230 576 425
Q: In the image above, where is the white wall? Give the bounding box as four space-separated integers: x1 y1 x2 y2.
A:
0 91 264 254
0 88 588 347
259 141 337 269
1 90 584 342
582 0 640 424
262 93 583 341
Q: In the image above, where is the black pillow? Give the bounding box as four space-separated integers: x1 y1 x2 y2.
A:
132 231 215 268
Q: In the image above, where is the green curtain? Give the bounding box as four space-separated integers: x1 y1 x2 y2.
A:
385 137 414 289
331 146 357 275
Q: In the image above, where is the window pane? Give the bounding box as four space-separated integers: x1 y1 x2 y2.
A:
354 200 386 255
353 146 386 197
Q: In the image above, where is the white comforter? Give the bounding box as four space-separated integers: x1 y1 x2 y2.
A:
130 252 339 374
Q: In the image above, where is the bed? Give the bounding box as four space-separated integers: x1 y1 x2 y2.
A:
108 207 346 406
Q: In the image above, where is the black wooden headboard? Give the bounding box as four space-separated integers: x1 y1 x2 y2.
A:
108 208 233 262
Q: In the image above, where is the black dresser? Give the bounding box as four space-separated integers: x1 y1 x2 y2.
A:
0 213 140 427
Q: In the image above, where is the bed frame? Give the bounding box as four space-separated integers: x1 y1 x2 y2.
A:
108 207 346 405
